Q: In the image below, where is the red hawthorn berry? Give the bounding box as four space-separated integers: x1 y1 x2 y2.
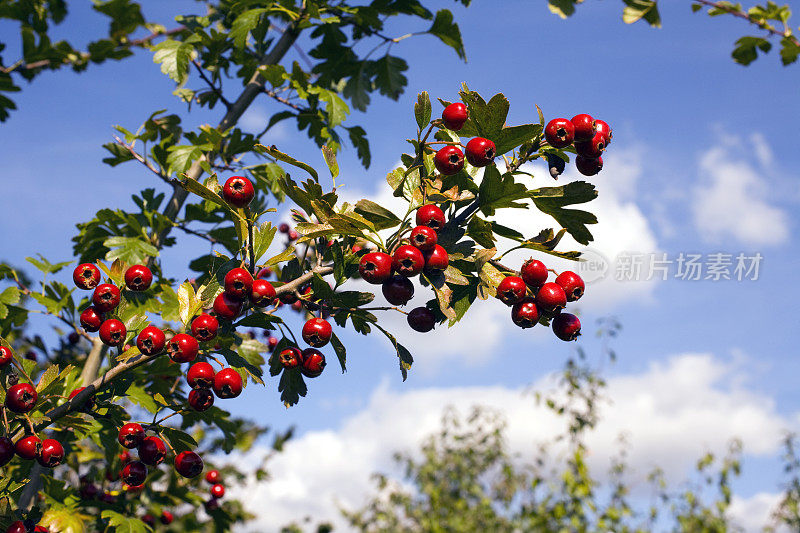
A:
6 382 37 413
69 387 95 410
279 290 298 305
288 229 299 241
118 423 146 449
79 306 105 333
224 267 253 300
175 451 204 478
521 259 548 289
214 292 242 320
575 155 603 176
210 483 225 499
553 313 582 341
0 346 12 367
302 318 332 348
416 204 446 231
268 336 279 350
407 307 435 333
442 102 469 131
257 267 273 279
0 437 13 467
291 300 303 312
73 263 101 290
167 333 199 363
6 521 27 533
124 264 153 291
544 118 576 149
278 223 290 233
575 131 606 159
205 498 220 512
121 460 147 486
300 348 326 378
382 275 414 305
92 283 121 313
536 282 567 313
136 325 166 356
188 388 215 411
142 515 156 527
119 450 132 464
67 331 80 344
160 511 174 525
187 362 216 389
99 319 126 347
359 252 393 284
434 145 465 175
465 137 496 167
15 435 42 460
34 527 48 533
213 368 243 399
423 245 449 271
571 113 596 142
410 225 438 252
392 245 425 277
251 279 277 306
38 439 65 467
124 483 145 494
222 176 255 208
278 347 303 369
594 119 612 145
496 276 527 306
511 297 540 329
191 313 219 342
205 469 221 484
555 271 585 302
138 436 166 466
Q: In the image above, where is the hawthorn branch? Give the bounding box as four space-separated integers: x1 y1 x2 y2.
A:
694 0 799 45
113 136 174 185
192 60 232 110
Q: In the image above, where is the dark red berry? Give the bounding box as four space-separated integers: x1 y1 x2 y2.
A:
382 275 414 305
575 131 606 158
278 347 302 369
465 137 496 167
99 319 126 347
213 292 242 320
167 333 199 363
511 297 540 329
38 439 65 467
138 436 166 466
210 483 225 498
187 362 216 389
496 276 527 306
544 118 575 149
79 306 105 332
268 336 279 349
160 511 174 525
6 383 37 413
288 230 299 241
136 325 166 356
213 368 242 399
279 223 290 233
69 387 95 411
410 225 438 252
222 176 254 208
521 259 548 289
359 252 393 284
6 522 27 533
407 307 435 333
0 437 13 467
124 264 153 291
92 283 121 313
553 313 582 341
416 204 446 231
205 498 220 512
536 282 567 313
423 245 449 271
142 515 156 527
205 469 221 484
118 423 145 449
301 318 332 348
571 114 595 142
121 460 147 486
191 313 219 342
575 155 603 176
67 331 80 344
555 271 585 302
79 482 99 500
15 435 41 460
392 245 424 277
257 267 273 279
434 145 464 175
175 451 204 478
73 263 101 290
188 388 215 411
300 348 326 378
224 267 253 300
0 346 12 367
250 279 277 306
442 102 469 130
594 119 612 145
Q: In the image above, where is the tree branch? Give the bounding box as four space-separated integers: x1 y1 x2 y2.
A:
694 0 799 46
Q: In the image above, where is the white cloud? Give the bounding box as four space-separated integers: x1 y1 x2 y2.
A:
728 492 787 532
230 352 793 532
692 138 790 246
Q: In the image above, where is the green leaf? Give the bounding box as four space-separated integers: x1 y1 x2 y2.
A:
167 144 203 175
256 145 319 181
779 36 800 65
321 145 339 179
0 287 20 306
177 281 203 327
529 181 598 245
126 385 159 414
101 510 152 533
316 88 349 128
374 324 414 381
230 8 268 49
478 166 529 216
354 199 402 231
103 236 159 264
262 245 295 267
253 222 277 263
415 91 432 130
466 216 496 248
459 89 509 139
548 0 578 18
278 369 307 407
36 364 60 394
494 124 541 156
25 255 72 275
731 36 772 65
330 332 347 373
152 38 195 85
428 10 466 60
622 0 662 27
159 426 198 454
373 55 408 100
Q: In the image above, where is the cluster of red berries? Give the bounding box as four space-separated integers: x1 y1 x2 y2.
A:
544 114 612 177
5 521 47 532
274 317 330 377
116 422 204 489
358 204 450 333
496 259 584 341
433 103 495 175
203 468 226 511
140 511 174 528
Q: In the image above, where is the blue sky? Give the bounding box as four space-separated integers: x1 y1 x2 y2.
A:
2 1 800 530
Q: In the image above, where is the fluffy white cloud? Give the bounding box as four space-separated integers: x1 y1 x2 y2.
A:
229 352 793 532
692 136 790 246
728 492 787 533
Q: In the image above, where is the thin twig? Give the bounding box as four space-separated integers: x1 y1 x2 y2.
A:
192 60 232 109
